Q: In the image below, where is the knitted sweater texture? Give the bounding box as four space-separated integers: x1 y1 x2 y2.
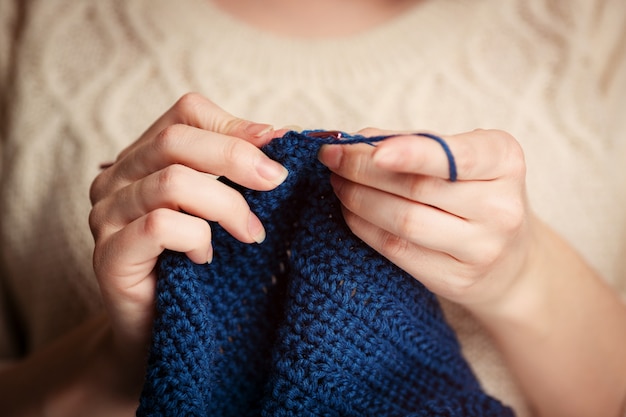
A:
2 1 626 415
138 132 512 416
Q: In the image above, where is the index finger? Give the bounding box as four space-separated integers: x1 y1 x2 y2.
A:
116 93 279 161
372 129 525 181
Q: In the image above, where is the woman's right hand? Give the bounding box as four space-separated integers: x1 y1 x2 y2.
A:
88 93 288 361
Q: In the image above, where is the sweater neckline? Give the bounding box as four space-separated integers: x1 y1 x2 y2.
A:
158 0 473 83
203 0 429 41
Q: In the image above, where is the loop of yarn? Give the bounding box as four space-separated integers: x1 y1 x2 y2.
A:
414 132 458 182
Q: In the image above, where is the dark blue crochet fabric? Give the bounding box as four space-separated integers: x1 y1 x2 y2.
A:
137 131 514 416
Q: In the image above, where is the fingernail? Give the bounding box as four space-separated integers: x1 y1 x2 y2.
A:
256 158 288 186
318 145 343 170
245 122 274 138
207 245 214 264
248 212 266 244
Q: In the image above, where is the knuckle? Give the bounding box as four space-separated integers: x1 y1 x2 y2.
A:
156 164 186 188
89 174 104 205
499 200 526 233
454 145 478 178
337 149 370 183
221 138 252 166
378 232 411 261
155 164 188 197
407 176 442 201
154 124 187 154
396 206 422 240
223 191 249 220
407 176 426 200
490 129 527 177
142 208 170 240
194 217 213 242
353 152 371 177
335 181 362 213
486 195 527 234
88 203 105 238
468 238 505 270
89 169 113 205
173 92 205 116
91 236 118 282
503 141 526 178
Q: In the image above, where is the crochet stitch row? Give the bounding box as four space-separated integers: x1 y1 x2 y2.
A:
138 131 513 416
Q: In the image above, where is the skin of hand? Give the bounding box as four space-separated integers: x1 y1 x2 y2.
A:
318 127 626 417
318 128 532 311
88 93 288 381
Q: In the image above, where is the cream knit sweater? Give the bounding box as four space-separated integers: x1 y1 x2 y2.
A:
1 0 625 414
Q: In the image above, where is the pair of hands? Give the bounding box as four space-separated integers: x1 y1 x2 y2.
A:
89 93 533 361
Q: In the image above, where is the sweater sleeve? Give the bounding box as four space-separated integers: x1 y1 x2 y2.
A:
599 0 626 299
0 0 23 363
0 273 21 364
0 0 20 165
0 0 17 90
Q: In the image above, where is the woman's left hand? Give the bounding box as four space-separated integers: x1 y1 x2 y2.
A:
318 128 534 312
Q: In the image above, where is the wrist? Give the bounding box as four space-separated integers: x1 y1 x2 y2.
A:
459 219 626 417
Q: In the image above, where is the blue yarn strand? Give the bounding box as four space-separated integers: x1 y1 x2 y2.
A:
414 132 458 182
304 130 458 182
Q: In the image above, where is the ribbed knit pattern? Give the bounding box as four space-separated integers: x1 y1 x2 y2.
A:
138 131 513 416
